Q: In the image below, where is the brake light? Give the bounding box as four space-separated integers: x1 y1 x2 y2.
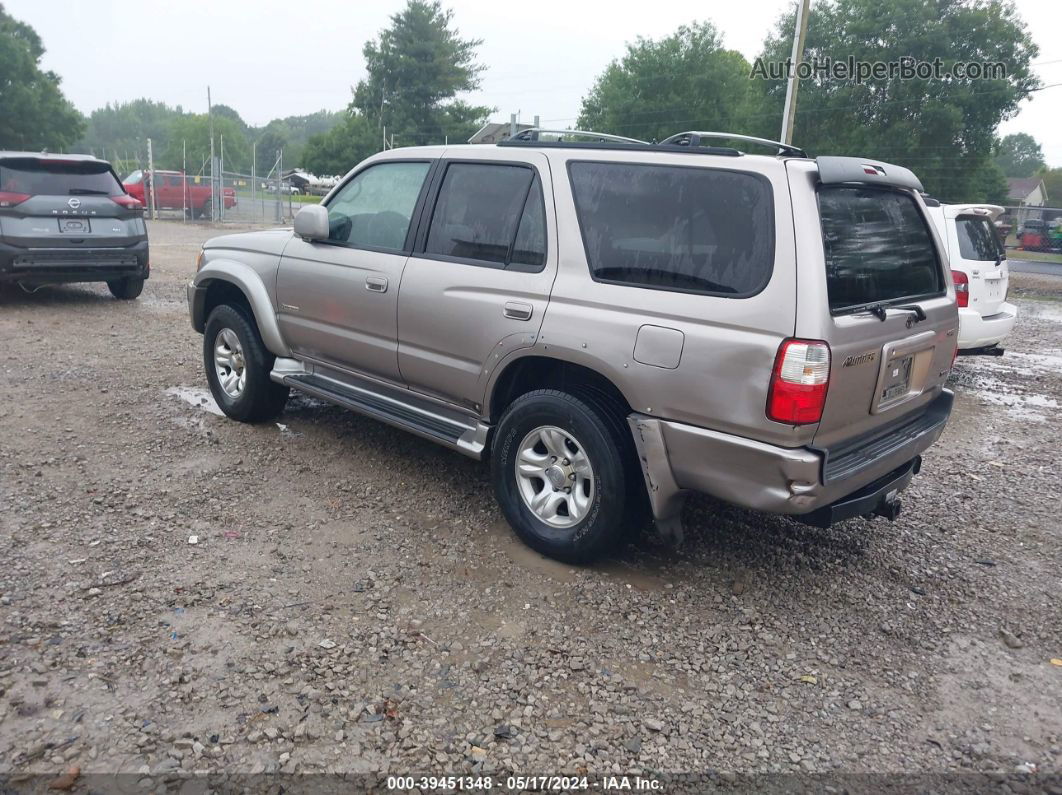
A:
951 270 969 308
0 191 30 208
110 194 142 210
767 339 831 425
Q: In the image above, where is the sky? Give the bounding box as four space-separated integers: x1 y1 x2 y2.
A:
6 0 1062 165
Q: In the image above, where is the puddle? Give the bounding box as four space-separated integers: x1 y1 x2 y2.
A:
165 386 224 416
966 375 1058 421
1027 302 1062 324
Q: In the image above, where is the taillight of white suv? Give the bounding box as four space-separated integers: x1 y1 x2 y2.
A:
767 339 831 424
951 270 969 308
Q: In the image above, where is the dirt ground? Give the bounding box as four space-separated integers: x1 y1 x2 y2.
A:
1 220 1060 791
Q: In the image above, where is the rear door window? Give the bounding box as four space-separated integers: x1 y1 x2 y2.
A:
567 161 774 296
818 186 944 312
424 162 545 269
0 159 123 196
955 216 1003 262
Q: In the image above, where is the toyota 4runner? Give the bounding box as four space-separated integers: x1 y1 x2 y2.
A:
187 130 958 562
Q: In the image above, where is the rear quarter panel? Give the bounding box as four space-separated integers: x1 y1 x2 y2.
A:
536 149 803 448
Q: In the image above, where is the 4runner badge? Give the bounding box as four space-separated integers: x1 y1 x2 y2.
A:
843 351 877 367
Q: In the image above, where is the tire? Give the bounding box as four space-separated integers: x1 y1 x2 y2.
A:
107 277 144 300
491 389 642 563
203 303 289 422
198 199 212 220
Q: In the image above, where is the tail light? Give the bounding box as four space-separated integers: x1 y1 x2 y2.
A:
767 339 831 425
0 191 30 208
110 195 143 210
951 270 969 308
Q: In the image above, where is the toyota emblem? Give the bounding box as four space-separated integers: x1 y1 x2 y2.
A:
67 197 81 209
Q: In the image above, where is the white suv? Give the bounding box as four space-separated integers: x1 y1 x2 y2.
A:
928 203 1016 355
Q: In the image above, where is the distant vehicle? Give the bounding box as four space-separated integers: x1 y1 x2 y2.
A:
1017 218 1047 251
263 182 301 195
123 170 236 219
187 130 958 563
0 151 148 299
927 203 1016 355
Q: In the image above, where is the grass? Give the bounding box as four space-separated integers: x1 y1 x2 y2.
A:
1007 249 1062 265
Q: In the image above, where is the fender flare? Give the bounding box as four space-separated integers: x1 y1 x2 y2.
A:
191 260 291 357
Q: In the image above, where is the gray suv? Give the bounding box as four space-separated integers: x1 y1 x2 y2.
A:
187 130 958 562
0 152 148 298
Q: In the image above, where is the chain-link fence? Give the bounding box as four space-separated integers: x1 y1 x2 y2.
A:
128 140 306 226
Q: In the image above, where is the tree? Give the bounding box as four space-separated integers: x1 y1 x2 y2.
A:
351 0 491 148
78 99 184 173
994 133 1045 177
1039 167 1062 205
301 113 378 177
754 0 1040 201
578 23 758 143
970 159 1009 205
253 110 344 169
163 114 251 174
0 3 84 150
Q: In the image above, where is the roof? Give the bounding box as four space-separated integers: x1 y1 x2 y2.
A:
1006 176 1044 200
0 151 106 163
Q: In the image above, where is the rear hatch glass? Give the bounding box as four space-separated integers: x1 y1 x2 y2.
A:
818 186 944 312
955 214 1008 315
1 159 123 197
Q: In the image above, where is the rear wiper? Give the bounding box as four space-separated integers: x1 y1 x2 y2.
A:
68 188 110 195
855 302 925 322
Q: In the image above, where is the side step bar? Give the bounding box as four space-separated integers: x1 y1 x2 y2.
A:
274 364 488 459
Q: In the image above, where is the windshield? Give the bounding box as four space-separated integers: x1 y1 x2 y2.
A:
818 186 944 312
956 216 1004 262
124 170 143 185
0 159 123 196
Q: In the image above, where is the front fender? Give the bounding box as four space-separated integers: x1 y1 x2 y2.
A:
190 260 291 357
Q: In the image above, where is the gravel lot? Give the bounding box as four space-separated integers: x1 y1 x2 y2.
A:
1 220 1060 790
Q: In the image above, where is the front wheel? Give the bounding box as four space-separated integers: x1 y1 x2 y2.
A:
203 304 289 422
491 389 641 563
107 276 144 300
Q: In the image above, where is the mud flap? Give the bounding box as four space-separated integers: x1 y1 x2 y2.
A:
627 415 687 546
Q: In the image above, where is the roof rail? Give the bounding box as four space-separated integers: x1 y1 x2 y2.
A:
507 128 649 145
661 131 807 158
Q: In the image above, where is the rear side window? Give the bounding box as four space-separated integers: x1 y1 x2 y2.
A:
818 187 944 312
955 216 1003 261
425 162 545 269
0 159 123 196
568 162 774 296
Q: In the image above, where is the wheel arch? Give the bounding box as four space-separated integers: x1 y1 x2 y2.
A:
192 263 290 357
487 353 634 424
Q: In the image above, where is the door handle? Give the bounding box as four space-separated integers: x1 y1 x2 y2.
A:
503 301 533 321
365 276 388 293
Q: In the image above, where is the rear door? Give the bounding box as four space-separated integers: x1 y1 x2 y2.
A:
396 152 556 410
948 209 1008 316
787 159 957 448
0 157 142 248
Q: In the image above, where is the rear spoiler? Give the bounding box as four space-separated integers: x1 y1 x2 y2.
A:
816 156 924 192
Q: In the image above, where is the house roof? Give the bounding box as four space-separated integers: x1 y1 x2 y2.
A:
1006 176 1044 201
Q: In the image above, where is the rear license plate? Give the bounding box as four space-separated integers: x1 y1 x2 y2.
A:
880 355 913 403
59 218 90 233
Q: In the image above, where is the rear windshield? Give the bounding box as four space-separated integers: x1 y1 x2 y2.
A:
0 159 123 197
956 216 1004 262
818 186 944 312
568 162 774 296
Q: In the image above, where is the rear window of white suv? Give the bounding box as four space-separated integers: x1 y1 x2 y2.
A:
956 216 1004 261
818 186 944 313
568 162 774 296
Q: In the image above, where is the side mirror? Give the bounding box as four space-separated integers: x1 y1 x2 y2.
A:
294 204 329 242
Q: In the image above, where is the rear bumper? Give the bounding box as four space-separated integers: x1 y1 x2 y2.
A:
0 240 149 284
628 389 953 525
958 303 1016 349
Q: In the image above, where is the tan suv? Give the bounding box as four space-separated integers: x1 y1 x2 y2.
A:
187 129 958 562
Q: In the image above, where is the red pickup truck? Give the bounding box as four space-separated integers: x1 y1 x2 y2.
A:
123 170 236 218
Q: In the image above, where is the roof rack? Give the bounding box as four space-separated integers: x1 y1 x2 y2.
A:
507 128 649 145
660 131 807 158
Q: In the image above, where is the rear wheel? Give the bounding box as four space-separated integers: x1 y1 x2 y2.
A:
107 276 144 300
491 389 642 563
197 199 212 220
203 304 289 422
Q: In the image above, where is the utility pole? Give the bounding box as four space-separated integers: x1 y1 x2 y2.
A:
208 86 216 222
780 0 811 145
146 137 158 221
